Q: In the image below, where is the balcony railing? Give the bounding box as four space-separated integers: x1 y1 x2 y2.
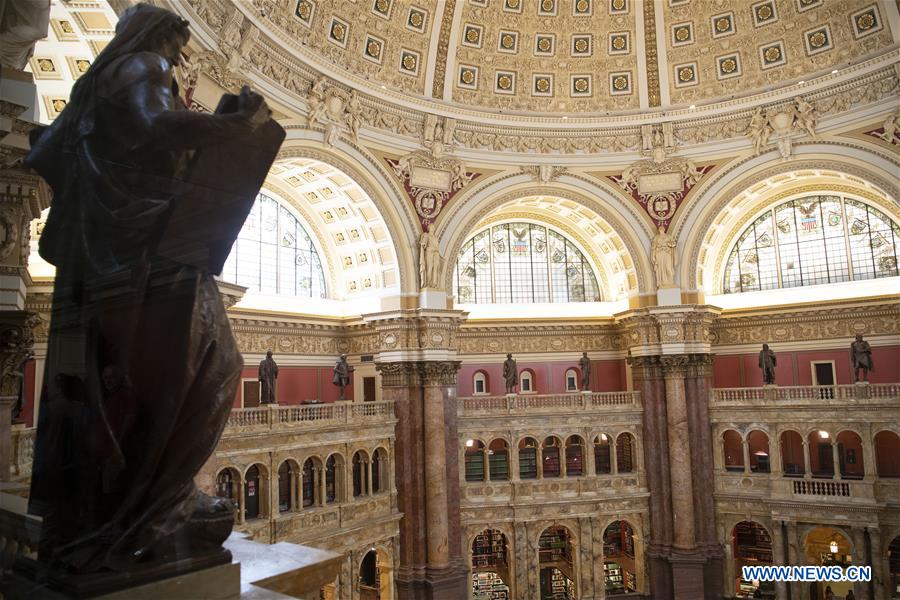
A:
225 401 395 433
711 384 899 406
459 391 641 416
792 480 851 497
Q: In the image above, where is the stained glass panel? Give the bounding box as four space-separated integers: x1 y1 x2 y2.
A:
453 222 602 303
222 193 327 298
723 196 899 293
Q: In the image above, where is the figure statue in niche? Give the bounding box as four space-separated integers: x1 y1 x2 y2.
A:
850 334 873 383
747 108 772 155
419 225 442 288
333 354 354 400
503 353 518 395
24 3 279 576
758 344 777 385
258 349 279 404
650 225 677 288
578 352 591 391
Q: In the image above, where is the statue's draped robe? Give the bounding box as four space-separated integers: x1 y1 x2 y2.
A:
26 9 243 572
258 357 278 404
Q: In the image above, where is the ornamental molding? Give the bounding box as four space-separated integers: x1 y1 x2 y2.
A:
168 0 899 156
388 151 475 230
710 302 900 347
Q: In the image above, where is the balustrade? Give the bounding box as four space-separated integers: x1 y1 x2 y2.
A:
224 401 395 433
711 384 899 405
459 391 641 415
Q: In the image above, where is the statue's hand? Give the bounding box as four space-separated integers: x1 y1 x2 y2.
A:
237 86 271 128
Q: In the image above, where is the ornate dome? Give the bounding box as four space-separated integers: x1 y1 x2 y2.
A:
187 0 893 116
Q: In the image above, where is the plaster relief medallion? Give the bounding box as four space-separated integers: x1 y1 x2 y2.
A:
431 332 444 346
484 485 494 496
551 338 564 349
383 333 397 348
773 326 789 339
488 339 501 351
572 34 592 56
549 483 560 493
741 478 753 488
649 196 677 220
278 337 293 351
851 321 867 333
665 327 679 339
851 5 881 38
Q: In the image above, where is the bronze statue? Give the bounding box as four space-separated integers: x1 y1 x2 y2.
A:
258 349 279 404
333 354 353 400
578 352 591 391
758 344 777 385
850 334 873 382
503 353 518 394
24 4 280 578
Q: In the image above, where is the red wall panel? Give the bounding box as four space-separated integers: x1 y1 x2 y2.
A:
233 365 347 406
713 345 900 387
458 358 628 395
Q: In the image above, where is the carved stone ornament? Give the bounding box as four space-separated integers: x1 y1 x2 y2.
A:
611 151 711 229
866 110 900 146
0 312 38 397
520 165 567 184
304 76 363 146
389 151 475 229
0 207 21 263
746 97 818 159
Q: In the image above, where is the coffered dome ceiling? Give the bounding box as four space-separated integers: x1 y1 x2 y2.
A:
228 0 893 115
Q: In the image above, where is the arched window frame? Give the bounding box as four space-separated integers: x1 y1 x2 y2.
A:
454 221 603 304
222 192 328 298
473 371 489 396
565 369 579 392
520 369 535 394
723 194 900 294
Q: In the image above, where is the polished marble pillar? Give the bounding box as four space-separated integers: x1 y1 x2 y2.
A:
376 360 466 600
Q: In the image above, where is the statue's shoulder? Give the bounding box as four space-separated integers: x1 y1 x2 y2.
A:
104 52 172 93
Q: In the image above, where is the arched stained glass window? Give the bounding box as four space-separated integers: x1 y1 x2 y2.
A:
221 193 327 298
454 222 601 303
724 196 899 293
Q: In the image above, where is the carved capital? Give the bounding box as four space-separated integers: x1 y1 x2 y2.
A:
0 311 38 397
421 360 460 387
686 353 714 378
626 354 663 379
660 354 690 378
375 362 422 387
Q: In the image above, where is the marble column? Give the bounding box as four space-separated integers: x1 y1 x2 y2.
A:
377 360 466 600
627 355 673 597
771 521 788 600
868 527 885 600
832 442 842 480
851 528 870 600
802 440 812 478
661 355 695 552
742 440 752 474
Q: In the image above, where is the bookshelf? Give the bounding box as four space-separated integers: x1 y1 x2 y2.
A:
733 521 772 563
473 530 508 570
604 561 636 595
489 451 509 480
543 446 561 477
550 568 575 600
565 445 584 476
539 527 572 565
603 521 634 558
519 447 537 479
472 571 509 600
466 450 486 482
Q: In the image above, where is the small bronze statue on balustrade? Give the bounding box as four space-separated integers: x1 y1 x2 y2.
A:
22 2 283 589
259 349 279 404
578 352 591 391
850 334 874 383
503 353 518 394
333 354 354 400
759 344 777 385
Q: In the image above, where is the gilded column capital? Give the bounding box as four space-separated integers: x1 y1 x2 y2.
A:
660 354 690 378
626 354 663 379
0 311 38 396
421 360 461 387
375 361 423 387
